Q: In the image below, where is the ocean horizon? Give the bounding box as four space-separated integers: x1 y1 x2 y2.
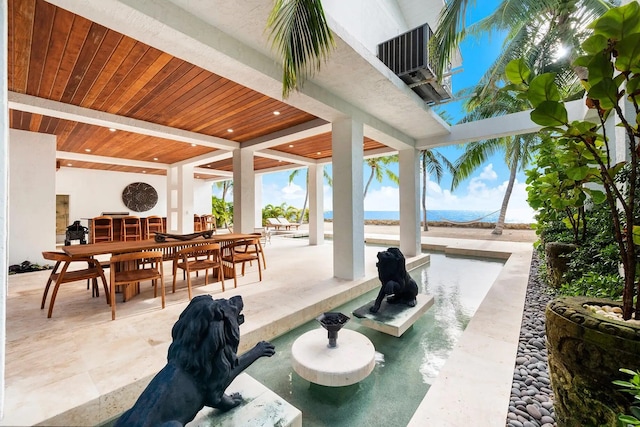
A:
323 209 534 224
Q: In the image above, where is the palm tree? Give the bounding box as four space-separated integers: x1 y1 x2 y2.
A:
432 0 613 234
287 166 332 224
421 150 455 231
452 88 537 234
267 0 335 98
363 155 399 199
430 0 613 87
214 180 233 201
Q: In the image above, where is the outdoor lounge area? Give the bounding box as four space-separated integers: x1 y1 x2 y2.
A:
2 229 533 426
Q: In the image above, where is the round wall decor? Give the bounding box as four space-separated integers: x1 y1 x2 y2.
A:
122 182 158 212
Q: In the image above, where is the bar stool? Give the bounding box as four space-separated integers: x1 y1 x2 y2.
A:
202 214 217 233
194 214 202 232
121 216 142 241
91 216 113 243
145 215 164 239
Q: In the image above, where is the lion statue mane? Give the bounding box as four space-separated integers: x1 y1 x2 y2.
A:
115 294 275 427
369 247 419 313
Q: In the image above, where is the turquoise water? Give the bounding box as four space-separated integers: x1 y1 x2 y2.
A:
244 253 505 427
324 210 509 222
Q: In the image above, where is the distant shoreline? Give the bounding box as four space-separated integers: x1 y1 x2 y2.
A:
324 219 534 230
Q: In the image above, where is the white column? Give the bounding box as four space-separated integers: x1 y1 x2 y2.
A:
332 118 364 280
308 163 324 245
398 148 421 257
232 148 255 233
0 1 8 416
166 164 194 233
255 175 263 229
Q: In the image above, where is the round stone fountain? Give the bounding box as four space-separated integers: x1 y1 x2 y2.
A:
290 312 375 387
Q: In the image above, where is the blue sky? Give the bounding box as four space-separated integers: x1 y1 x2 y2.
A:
213 1 536 223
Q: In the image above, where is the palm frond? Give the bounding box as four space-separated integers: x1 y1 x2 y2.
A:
268 0 335 98
430 0 473 81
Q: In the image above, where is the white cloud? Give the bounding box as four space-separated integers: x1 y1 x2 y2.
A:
478 164 498 181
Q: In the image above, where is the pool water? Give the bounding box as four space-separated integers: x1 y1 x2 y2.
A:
243 253 505 427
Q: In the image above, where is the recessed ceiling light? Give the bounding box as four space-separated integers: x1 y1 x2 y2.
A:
273 111 280 115
108 128 116 132
67 163 72 167
142 170 146 174
317 151 321 155
191 143 197 147
85 148 91 152
288 144 294 148
227 129 233 133
206 165 211 168
153 157 158 161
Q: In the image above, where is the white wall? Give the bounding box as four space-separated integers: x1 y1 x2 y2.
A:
9 130 56 265
55 167 212 225
193 181 213 215
56 168 168 220
323 0 408 54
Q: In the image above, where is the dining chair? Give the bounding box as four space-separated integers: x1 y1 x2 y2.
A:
172 243 224 299
41 251 109 318
202 215 217 233
121 216 142 241
109 251 164 320
233 232 267 269
91 215 113 243
221 237 263 288
145 215 164 238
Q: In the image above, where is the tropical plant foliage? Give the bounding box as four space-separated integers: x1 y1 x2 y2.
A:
503 2 640 320
363 155 399 199
211 196 233 228
267 0 335 98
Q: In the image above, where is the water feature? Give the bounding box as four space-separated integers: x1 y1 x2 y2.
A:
243 252 505 426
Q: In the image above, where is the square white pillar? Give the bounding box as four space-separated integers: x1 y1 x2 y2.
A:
399 148 421 256
308 163 324 245
1 3 9 415
166 164 194 233
255 175 263 229
232 149 255 233
332 118 364 280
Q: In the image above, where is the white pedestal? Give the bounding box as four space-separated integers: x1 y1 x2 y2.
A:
187 373 301 427
291 328 375 387
352 293 435 337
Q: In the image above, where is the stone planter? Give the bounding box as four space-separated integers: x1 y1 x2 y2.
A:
546 296 640 426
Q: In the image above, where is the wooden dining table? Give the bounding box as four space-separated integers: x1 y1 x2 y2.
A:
62 233 258 299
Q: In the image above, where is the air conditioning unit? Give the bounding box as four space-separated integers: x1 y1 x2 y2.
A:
377 24 452 104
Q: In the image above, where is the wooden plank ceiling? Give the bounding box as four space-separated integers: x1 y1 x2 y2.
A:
8 0 387 178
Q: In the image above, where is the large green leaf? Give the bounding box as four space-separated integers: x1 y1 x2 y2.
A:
591 1 640 41
505 59 531 85
588 79 620 110
566 166 590 181
633 225 640 246
585 188 607 204
531 101 568 127
586 51 614 86
581 34 609 55
527 74 560 107
614 33 640 72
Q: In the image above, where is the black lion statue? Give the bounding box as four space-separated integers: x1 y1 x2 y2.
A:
370 247 419 313
115 295 275 427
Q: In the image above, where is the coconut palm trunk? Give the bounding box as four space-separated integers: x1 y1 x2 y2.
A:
493 159 517 235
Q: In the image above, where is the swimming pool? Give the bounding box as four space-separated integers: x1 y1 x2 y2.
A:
243 252 505 427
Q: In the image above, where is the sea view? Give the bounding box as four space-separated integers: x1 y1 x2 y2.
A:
324 210 534 224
